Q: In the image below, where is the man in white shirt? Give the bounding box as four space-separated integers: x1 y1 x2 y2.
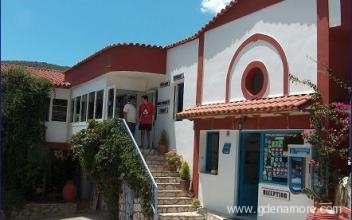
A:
123 96 137 135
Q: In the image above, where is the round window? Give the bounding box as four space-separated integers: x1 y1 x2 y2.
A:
241 61 268 99
245 67 264 95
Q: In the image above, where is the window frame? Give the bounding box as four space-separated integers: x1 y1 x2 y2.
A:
106 86 116 119
51 98 68 122
202 131 220 175
173 81 184 121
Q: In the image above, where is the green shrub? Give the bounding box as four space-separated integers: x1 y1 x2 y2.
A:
71 119 153 219
159 129 169 146
165 151 182 171
179 161 190 180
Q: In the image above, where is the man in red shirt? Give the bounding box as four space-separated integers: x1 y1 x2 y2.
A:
139 95 155 149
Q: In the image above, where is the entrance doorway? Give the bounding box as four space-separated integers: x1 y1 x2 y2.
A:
238 132 261 215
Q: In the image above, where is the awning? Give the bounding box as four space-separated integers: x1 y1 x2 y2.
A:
177 94 312 119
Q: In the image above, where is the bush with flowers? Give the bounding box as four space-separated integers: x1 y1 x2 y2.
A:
289 73 350 203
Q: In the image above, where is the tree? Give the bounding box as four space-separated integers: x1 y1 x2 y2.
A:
2 67 53 217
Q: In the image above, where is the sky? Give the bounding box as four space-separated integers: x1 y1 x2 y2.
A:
1 0 231 67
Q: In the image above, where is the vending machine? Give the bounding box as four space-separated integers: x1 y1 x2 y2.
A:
288 144 312 193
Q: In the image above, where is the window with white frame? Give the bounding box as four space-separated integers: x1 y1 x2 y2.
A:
74 96 81 122
204 132 219 174
95 90 104 119
80 94 88 122
70 98 74 122
51 99 68 122
87 92 95 120
107 88 115 119
173 82 184 120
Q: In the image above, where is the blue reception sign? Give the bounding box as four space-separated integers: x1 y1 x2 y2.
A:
222 143 231 154
288 144 312 157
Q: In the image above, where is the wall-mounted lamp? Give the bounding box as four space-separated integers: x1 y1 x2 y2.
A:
238 116 247 130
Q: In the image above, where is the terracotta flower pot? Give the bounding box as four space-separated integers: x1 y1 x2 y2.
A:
158 144 168 154
306 202 339 220
63 181 77 202
180 179 190 191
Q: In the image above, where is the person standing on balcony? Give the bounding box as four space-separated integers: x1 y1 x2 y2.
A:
123 96 137 135
139 95 155 149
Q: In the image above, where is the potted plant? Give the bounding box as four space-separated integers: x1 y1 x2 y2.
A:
62 180 77 202
179 161 191 191
158 129 169 154
289 74 350 219
165 151 182 171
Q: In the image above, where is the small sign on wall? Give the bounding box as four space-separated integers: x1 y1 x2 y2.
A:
160 81 170 88
158 107 168 114
222 143 231 154
262 188 290 201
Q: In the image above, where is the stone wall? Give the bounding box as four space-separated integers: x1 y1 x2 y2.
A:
119 182 151 220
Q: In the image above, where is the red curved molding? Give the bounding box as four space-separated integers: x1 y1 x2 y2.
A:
65 44 166 86
241 61 269 100
225 33 289 102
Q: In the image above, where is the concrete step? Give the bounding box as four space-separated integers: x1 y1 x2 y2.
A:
158 197 193 205
155 176 181 183
158 190 190 198
140 149 159 156
146 159 167 166
158 183 181 190
159 212 205 220
158 204 198 213
145 154 167 162
152 171 179 177
149 165 170 173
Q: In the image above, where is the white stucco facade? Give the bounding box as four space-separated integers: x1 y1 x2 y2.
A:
39 0 349 219
202 0 317 104
156 39 198 173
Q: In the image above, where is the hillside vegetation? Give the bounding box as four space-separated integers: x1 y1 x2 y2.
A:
2 60 70 71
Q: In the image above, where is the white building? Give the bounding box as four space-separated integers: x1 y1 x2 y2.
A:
9 0 352 219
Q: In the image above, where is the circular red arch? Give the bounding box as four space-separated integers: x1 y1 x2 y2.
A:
225 33 289 102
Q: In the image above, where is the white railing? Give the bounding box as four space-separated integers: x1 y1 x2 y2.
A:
120 119 158 220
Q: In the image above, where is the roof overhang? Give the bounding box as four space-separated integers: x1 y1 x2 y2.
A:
177 94 312 120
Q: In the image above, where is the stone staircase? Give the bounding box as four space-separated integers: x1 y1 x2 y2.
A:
141 149 205 220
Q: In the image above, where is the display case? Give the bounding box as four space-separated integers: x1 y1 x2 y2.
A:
262 133 304 185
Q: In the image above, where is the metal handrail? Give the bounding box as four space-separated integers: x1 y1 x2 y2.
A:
120 119 158 220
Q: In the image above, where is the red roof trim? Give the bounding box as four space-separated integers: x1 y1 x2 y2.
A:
64 44 166 86
66 43 164 73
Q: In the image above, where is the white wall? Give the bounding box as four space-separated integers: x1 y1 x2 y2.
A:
257 183 313 220
198 130 239 216
107 71 165 92
45 88 70 143
157 39 198 172
202 0 317 104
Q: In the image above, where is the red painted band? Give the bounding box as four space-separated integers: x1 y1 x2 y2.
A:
196 34 205 106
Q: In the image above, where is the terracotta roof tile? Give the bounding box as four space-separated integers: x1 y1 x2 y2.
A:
1 63 71 88
177 94 312 119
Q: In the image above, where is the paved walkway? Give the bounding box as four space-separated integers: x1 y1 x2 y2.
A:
43 211 110 220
